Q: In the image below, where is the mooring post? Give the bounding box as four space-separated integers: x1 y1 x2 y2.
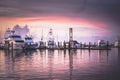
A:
11 42 13 50
80 42 82 49
63 41 66 49
89 42 91 50
58 42 59 49
106 41 109 50
69 41 71 49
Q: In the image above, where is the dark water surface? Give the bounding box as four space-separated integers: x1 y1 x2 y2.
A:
0 48 120 80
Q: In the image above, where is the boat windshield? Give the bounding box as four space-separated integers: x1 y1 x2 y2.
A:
25 37 32 40
15 40 24 42
10 35 21 38
10 35 23 41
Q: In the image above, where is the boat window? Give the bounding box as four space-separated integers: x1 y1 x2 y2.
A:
11 35 21 38
25 37 32 40
15 40 24 42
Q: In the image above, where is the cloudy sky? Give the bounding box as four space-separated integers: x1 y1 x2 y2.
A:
0 0 120 42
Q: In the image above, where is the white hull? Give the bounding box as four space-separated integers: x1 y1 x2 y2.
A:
5 42 24 50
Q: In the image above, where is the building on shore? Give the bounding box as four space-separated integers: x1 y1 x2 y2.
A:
114 35 120 48
69 28 80 48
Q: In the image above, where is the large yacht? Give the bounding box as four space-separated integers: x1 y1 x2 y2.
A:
23 35 38 49
4 28 24 49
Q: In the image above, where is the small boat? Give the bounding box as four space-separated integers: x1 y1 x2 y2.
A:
23 35 38 50
4 28 24 49
39 29 46 49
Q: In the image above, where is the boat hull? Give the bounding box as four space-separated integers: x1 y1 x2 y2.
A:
23 43 38 50
4 42 24 50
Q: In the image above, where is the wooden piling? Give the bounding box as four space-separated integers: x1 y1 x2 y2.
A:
106 41 109 50
63 41 66 49
11 42 13 50
89 42 91 50
58 42 60 48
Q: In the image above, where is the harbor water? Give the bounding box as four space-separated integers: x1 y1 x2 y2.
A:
0 48 120 80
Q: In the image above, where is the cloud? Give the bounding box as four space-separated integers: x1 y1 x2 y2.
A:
0 0 120 36
0 0 119 18
13 24 29 38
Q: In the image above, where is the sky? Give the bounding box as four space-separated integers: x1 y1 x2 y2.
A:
0 0 120 43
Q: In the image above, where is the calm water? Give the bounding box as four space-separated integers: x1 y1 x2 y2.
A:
0 48 120 80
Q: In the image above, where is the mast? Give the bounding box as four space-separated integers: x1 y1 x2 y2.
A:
41 29 43 41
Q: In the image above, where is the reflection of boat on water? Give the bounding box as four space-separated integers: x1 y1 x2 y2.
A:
23 49 37 56
4 28 24 50
4 49 36 59
23 35 38 50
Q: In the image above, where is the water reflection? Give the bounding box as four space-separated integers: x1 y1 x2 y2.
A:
0 49 120 80
98 50 109 63
69 50 75 80
116 48 120 64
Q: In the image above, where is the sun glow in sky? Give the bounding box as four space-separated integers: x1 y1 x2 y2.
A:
0 16 110 42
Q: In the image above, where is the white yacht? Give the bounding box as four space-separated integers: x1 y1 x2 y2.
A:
4 28 24 49
23 35 38 49
97 40 106 47
47 29 55 49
